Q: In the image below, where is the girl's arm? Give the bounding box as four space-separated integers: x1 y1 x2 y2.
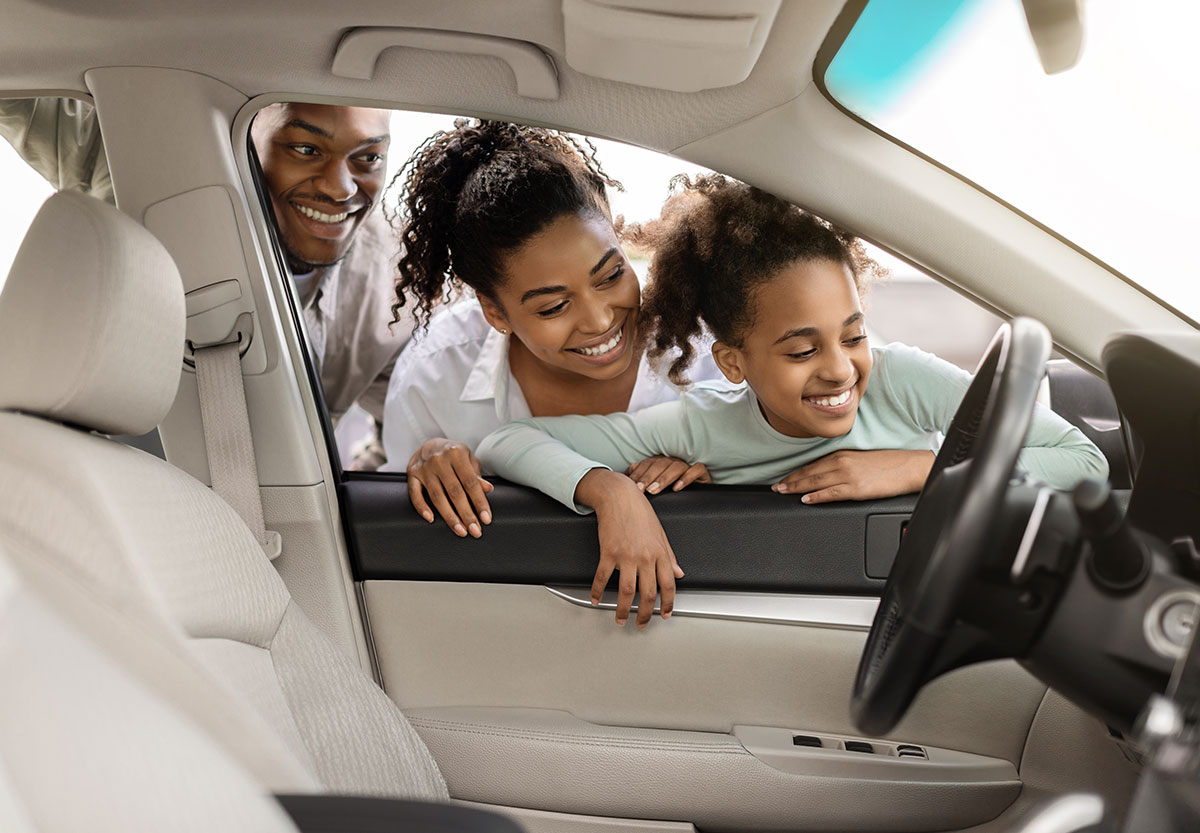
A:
883 343 1109 490
1016 406 1109 488
773 449 935 504
478 402 699 629
575 468 682 628
476 400 698 512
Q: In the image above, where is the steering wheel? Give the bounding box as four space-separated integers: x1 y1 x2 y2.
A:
851 318 1053 736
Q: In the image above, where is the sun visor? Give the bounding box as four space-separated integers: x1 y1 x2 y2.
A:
562 0 782 92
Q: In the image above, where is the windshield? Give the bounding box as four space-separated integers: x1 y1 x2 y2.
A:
824 0 1200 319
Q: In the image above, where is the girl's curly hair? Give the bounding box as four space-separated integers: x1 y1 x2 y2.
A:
390 118 622 328
632 174 885 385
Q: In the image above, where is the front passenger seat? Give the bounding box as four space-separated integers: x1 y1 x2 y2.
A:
0 191 446 801
0 543 307 833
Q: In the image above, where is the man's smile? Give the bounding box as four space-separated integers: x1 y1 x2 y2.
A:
293 202 352 224
287 199 364 240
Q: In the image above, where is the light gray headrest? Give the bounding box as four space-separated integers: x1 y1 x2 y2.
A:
0 191 184 435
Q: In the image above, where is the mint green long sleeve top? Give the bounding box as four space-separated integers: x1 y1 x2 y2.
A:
476 343 1110 512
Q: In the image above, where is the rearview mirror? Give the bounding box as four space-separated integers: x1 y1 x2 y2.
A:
1020 0 1085 74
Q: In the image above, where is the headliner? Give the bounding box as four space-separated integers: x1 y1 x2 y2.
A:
0 0 845 152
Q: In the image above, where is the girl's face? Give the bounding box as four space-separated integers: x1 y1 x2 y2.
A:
713 258 872 439
479 211 641 381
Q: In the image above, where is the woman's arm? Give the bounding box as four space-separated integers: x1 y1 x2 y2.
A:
382 348 494 535
405 439 493 538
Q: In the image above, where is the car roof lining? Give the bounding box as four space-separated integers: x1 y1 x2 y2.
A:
0 0 840 153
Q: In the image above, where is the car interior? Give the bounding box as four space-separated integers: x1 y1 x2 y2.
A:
1 1 1198 832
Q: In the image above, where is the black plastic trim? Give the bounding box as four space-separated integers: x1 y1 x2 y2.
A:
1044 359 1130 488
244 120 345 483
276 794 523 833
343 476 911 594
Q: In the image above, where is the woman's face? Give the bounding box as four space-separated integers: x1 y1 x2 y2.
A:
713 258 873 439
480 211 641 381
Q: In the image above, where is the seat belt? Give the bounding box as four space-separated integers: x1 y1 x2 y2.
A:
192 339 283 560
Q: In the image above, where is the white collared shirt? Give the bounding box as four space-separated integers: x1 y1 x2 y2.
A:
380 300 723 472
296 265 338 365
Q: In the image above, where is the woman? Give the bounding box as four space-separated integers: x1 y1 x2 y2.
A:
382 119 721 537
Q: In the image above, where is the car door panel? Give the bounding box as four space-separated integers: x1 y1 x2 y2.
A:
363 581 1042 757
362 580 1043 831
348 476 1051 829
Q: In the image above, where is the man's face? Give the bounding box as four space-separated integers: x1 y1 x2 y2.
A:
251 103 390 270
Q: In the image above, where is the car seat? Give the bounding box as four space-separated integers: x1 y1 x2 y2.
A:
0 541 308 833
0 191 446 800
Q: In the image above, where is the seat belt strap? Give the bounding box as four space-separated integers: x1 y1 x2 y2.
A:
193 341 282 559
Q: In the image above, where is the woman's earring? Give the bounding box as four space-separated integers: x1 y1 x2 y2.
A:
499 328 508 334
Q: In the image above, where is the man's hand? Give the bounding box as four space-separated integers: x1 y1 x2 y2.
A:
772 449 936 504
407 438 494 537
626 456 712 494
576 469 684 628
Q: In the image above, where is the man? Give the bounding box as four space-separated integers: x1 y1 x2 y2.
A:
250 103 413 469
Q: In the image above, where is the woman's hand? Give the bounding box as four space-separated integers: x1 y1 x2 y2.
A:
576 469 684 628
407 438 494 537
626 456 712 494
773 449 935 504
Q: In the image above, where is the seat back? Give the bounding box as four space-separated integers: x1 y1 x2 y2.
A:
0 192 447 800
0 547 303 833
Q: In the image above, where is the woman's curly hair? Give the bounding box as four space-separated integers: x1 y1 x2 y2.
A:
631 174 885 385
390 119 622 329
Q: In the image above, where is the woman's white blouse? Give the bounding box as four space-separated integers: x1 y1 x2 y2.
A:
380 300 722 471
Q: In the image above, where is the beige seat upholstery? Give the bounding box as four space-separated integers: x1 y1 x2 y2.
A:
0 545 304 833
0 191 448 801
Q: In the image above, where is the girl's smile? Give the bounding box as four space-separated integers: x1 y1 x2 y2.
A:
803 383 858 415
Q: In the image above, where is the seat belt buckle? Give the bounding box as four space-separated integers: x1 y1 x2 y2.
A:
261 530 283 560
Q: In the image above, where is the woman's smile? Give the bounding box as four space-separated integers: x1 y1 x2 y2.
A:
568 317 629 365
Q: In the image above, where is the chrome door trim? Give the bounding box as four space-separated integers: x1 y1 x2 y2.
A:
545 585 879 630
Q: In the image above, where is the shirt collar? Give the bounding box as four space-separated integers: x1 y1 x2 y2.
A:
460 325 509 404
313 266 340 322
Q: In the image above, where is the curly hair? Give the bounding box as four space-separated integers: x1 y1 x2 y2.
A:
632 174 885 385
390 119 622 328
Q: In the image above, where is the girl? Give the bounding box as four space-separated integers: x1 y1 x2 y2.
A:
381 120 722 538
477 174 1109 628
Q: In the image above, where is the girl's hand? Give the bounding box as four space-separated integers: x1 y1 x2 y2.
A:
576 469 684 628
407 438 494 537
626 456 712 494
772 449 936 504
